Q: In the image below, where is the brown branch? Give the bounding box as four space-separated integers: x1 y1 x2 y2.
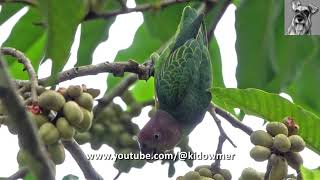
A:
8 167 28 180
0 0 36 6
0 55 54 180
1 47 39 104
214 106 253 135
208 104 236 168
206 0 231 41
62 139 103 180
85 0 195 20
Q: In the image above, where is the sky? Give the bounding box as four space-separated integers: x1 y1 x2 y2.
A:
0 0 320 179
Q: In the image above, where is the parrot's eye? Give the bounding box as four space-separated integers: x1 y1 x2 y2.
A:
154 133 161 140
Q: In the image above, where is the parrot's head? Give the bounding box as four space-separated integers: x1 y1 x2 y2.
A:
137 109 182 155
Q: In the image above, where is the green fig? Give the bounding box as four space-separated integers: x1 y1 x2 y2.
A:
75 93 93 111
213 173 224 180
266 122 288 136
289 135 305 152
74 132 91 145
31 113 49 128
38 90 66 111
63 101 83 126
47 142 65 165
285 151 303 170
219 169 232 180
184 171 201 180
39 122 60 145
250 130 273 148
273 134 291 153
269 155 288 180
240 167 262 180
74 107 93 132
250 145 271 162
198 168 212 177
56 117 75 140
67 85 83 98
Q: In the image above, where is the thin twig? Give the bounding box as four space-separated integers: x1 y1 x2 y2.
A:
264 158 272 180
0 56 54 180
0 0 36 6
62 139 103 180
113 171 122 180
1 47 39 104
206 0 231 41
214 106 253 135
85 0 194 20
208 104 237 169
8 167 28 180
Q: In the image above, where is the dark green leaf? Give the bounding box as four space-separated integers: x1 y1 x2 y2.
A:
76 19 112 66
212 87 320 154
76 0 123 66
136 0 187 42
0 3 24 26
301 166 320 179
38 0 88 82
2 8 45 79
107 23 162 90
235 0 275 90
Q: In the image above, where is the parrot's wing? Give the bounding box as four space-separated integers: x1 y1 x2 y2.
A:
156 39 201 111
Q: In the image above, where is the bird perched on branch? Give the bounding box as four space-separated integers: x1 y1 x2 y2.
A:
138 6 212 155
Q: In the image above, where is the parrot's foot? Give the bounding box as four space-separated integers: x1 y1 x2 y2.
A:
139 53 158 80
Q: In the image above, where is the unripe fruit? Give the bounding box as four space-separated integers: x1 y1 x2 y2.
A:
39 90 66 111
195 165 211 172
250 130 273 148
92 123 105 136
74 132 91 145
266 122 288 136
36 86 46 95
240 168 262 180
75 93 93 111
63 101 83 126
67 85 83 98
57 87 68 98
109 124 124 135
31 113 49 128
121 91 134 105
56 117 75 140
289 135 305 152
250 145 271 162
74 108 93 132
213 173 224 180
219 169 232 180
273 134 291 152
132 159 146 169
119 112 131 123
285 151 303 170
198 168 212 177
148 108 156 118
47 142 65 165
111 103 123 115
184 171 201 180
39 123 60 145
86 88 100 98
269 155 288 180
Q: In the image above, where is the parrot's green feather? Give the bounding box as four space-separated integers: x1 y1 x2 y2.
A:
154 6 212 125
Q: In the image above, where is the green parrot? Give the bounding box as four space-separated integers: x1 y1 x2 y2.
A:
137 6 212 155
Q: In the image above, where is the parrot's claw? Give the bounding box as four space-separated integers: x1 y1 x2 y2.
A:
138 54 157 80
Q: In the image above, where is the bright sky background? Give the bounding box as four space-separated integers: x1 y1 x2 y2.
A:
0 1 320 179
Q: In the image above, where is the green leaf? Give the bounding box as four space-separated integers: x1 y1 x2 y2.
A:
2 8 45 79
24 172 36 180
131 78 155 102
62 174 79 180
232 0 240 7
107 23 162 90
265 1 317 92
209 37 224 88
286 57 320 117
212 87 320 154
136 0 187 42
0 3 24 26
76 19 112 66
38 0 88 83
301 166 320 179
76 0 123 66
235 0 275 90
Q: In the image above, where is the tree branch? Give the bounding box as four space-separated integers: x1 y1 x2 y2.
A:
7 167 28 180
1 47 39 104
62 139 103 180
0 55 54 180
85 0 196 20
208 104 236 168
214 106 253 135
206 0 231 41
